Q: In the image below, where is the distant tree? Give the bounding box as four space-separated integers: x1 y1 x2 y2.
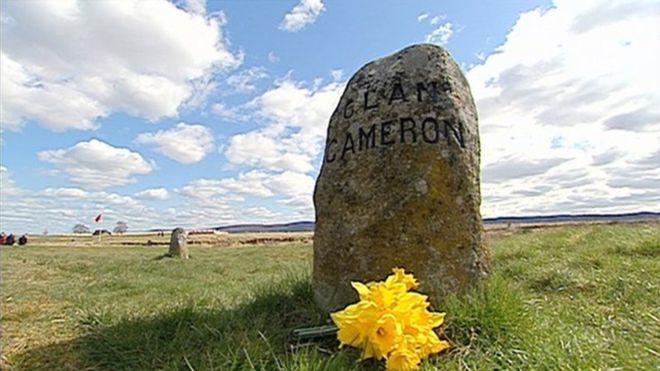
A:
73 224 90 234
113 221 128 234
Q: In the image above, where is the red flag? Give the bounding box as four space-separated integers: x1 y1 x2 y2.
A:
94 214 102 223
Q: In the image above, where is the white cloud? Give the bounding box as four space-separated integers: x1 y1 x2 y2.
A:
183 76 219 110
178 170 315 212
417 13 429 22
176 0 206 15
0 53 105 131
169 170 316 227
419 13 452 45
134 123 215 164
224 77 344 173
0 0 241 131
134 188 169 200
330 69 343 81
430 15 445 25
468 0 660 216
37 139 154 189
225 130 315 173
0 175 291 232
226 67 268 93
279 0 325 32
39 187 144 208
1 183 165 233
268 51 280 63
0 166 22 198
217 76 341 218
1 167 312 233
40 187 91 199
268 171 315 198
426 22 453 45
179 172 274 200
211 102 249 122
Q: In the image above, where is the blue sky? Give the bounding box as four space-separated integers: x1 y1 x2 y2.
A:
1 0 659 233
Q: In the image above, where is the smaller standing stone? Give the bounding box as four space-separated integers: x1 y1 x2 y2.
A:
168 227 189 259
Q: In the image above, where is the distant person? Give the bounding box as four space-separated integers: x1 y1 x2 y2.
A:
18 234 28 246
5 234 15 246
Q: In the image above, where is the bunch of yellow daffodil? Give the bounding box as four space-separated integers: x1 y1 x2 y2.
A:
331 268 449 371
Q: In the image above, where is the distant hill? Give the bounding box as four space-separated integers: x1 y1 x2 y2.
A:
214 221 315 233
213 212 658 233
483 211 660 224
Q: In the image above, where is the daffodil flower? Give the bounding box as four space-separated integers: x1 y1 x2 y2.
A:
331 267 449 371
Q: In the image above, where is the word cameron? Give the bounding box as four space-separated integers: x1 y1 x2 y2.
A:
325 80 468 163
325 115 466 163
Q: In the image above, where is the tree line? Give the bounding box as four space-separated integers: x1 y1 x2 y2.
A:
72 221 128 234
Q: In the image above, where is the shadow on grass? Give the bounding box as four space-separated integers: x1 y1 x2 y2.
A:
12 274 544 370
11 275 361 371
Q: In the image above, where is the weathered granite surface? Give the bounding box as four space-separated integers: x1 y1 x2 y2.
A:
313 44 490 312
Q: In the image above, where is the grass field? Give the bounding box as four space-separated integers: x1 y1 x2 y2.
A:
1 223 659 370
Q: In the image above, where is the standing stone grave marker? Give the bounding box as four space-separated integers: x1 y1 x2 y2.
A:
313 44 489 312
168 227 189 259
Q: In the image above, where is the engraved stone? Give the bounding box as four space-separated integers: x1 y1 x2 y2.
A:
313 44 490 312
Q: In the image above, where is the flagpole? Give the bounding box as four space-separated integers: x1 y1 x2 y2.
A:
94 213 102 245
